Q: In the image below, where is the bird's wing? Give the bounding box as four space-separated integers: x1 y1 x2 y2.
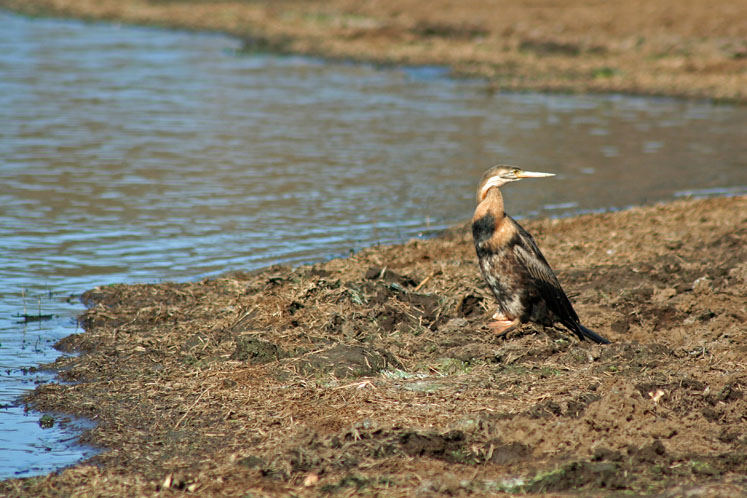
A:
510 219 580 325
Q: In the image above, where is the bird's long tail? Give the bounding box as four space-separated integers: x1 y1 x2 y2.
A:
576 324 611 344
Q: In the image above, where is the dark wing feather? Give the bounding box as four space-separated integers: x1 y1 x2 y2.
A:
508 218 583 331
504 217 610 344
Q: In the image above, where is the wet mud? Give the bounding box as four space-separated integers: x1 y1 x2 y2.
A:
1 196 745 496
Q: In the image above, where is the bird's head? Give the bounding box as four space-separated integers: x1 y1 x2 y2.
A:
477 165 555 202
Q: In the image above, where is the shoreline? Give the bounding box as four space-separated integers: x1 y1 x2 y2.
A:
1 2 745 493
2 196 745 495
1 0 746 103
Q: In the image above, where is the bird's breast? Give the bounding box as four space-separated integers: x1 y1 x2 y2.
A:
472 212 496 246
478 250 526 319
472 212 517 254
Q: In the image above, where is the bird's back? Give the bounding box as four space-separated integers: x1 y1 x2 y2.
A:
508 217 581 326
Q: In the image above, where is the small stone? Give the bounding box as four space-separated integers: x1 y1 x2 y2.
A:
692 276 712 294
441 318 469 334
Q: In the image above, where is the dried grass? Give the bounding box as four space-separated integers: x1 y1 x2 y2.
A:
2 196 746 496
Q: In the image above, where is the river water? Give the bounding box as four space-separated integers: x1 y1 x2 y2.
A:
0 10 745 479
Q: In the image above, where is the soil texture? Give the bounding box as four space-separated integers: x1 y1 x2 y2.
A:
2 196 745 496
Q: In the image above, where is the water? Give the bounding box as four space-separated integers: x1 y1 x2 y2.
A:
1 10 745 479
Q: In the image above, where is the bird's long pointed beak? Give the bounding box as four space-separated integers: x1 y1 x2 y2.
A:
516 170 555 178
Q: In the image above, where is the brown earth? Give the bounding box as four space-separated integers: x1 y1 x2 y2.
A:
1 0 746 102
1 196 745 496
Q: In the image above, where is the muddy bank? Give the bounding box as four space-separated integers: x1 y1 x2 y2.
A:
1 0 746 103
1 196 745 496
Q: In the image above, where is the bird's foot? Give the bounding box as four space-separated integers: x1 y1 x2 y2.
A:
488 318 519 339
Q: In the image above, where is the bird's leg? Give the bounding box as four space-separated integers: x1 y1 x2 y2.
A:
488 311 519 339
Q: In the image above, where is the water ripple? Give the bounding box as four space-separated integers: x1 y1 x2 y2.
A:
0 10 746 478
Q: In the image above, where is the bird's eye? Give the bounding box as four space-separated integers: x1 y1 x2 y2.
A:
512 168 520 175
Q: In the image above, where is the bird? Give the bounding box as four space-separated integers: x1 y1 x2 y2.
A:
471 165 610 344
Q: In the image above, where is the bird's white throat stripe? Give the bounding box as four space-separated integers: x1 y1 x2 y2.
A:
480 177 503 200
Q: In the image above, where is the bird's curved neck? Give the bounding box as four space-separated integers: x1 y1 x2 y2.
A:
479 187 505 220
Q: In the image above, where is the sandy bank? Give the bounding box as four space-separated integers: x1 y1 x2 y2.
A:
1 0 746 102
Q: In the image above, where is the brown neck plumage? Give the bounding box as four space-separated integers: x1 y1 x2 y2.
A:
475 186 505 222
473 185 515 249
